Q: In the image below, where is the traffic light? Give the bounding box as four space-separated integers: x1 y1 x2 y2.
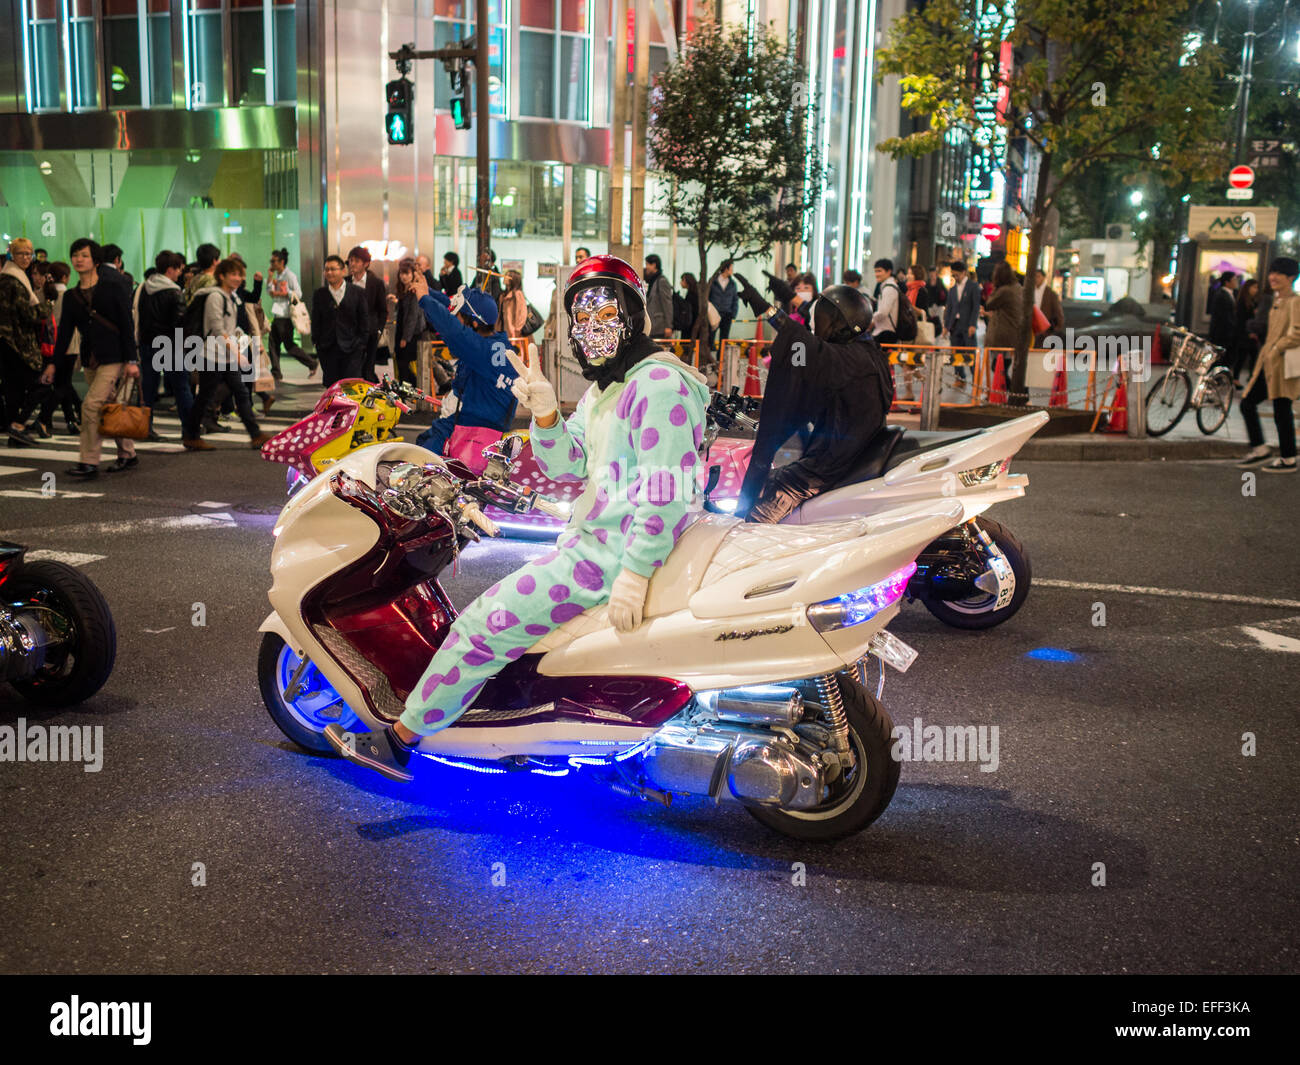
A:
385 77 414 145
449 66 471 131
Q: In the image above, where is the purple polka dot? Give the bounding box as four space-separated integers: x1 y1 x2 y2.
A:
594 528 609 544
485 582 501 598
423 708 445 724
573 559 604 591
620 514 633 534
672 514 690 539
516 575 536 595
608 461 622 480
653 559 663 567
563 534 580 549
421 674 443 700
539 437 556 449
551 602 585 624
626 532 636 547
444 666 460 685
532 550 560 567
645 515 664 536
680 450 697 470
461 684 484 708
646 470 677 505
669 404 687 427
525 623 550 636
616 380 639 419
640 427 659 451
692 423 704 449
648 366 671 380
504 646 527 660
631 397 649 430
626 475 644 504
486 608 520 634
569 445 583 463
678 381 689 396
587 487 610 521
443 631 460 649
464 636 495 666
549 583 571 603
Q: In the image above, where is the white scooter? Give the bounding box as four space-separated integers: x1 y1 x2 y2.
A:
257 438 964 841
706 392 1049 629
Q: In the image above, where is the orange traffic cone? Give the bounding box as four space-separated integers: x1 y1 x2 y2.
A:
743 343 762 397
988 352 1007 404
1106 374 1128 433
1049 367 1069 408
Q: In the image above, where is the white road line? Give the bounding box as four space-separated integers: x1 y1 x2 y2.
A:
1037 579 1300 610
196 501 230 508
39 512 237 537
0 487 104 500
0 466 36 477
1240 626 1300 653
24 550 108 566
143 627 177 634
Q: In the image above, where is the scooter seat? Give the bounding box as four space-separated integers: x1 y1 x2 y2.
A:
829 426 985 490
883 428 984 473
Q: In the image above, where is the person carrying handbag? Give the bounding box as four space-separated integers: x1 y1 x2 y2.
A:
46 238 140 478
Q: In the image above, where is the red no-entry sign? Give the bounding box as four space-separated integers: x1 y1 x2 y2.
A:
981 223 1002 240
1229 165 1255 189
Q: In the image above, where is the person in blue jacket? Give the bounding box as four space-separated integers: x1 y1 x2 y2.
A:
409 273 519 456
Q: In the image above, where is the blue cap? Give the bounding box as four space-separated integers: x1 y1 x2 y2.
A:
460 286 498 327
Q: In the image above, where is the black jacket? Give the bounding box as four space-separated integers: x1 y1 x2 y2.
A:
137 281 185 352
1208 285 1238 348
440 266 463 296
352 271 388 336
53 271 137 371
738 313 894 515
311 283 371 355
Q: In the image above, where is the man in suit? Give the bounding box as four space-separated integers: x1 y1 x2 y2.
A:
346 245 387 383
311 255 371 387
643 254 674 339
439 251 463 296
943 259 981 386
1032 268 1066 345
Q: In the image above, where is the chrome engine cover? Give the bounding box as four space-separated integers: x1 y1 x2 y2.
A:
640 721 827 810
695 684 803 727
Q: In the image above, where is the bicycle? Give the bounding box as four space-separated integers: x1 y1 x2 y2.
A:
1145 327 1236 436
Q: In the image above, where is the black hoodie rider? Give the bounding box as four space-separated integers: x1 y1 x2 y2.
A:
734 273 894 523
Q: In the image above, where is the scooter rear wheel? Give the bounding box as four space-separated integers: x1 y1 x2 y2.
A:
921 516 1030 630
745 673 899 842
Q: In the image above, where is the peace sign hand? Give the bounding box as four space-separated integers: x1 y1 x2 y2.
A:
504 349 557 420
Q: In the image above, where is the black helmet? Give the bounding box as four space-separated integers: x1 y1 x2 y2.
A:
813 285 872 343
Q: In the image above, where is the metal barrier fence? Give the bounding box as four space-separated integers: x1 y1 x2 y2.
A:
718 339 1140 433
411 336 536 414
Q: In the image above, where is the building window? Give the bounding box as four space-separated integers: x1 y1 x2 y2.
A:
273 0 296 103
67 0 100 110
103 0 143 107
434 0 507 119
558 33 589 123
187 0 224 108
232 0 267 105
22 0 61 111
519 31 554 118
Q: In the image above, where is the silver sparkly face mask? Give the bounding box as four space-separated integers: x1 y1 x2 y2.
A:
570 285 627 365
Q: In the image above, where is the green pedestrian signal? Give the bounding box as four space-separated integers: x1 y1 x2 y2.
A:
385 77 414 145
451 94 470 131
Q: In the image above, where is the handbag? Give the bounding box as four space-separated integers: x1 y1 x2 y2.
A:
100 374 152 440
289 294 312 336
1031 304 1051 335
1284 347 1300 379
445 424 503 474
520 302 544 337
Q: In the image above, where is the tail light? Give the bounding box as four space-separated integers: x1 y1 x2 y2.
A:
806 563 917 633
957 457 1010 488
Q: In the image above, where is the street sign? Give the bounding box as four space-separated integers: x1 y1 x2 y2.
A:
1226 188 1254 201
1188 205 1276 238
981 222 1002 240
1228 165 1255 189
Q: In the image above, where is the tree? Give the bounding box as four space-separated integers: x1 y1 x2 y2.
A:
647 18 824 361
877 0 1228 403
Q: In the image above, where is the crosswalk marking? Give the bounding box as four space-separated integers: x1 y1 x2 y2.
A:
0 466 36 477
44 512 238 537
24 550 107 566
0 487 104 500
1036 578 1300 611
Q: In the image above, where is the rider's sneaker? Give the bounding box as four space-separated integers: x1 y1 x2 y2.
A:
1261 457 1297 474
323 723 417 782
1236 444 1273 468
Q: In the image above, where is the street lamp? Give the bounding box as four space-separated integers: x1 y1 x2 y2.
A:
1212 0 1295 164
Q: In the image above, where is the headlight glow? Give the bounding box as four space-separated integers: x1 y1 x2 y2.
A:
806 563 917 633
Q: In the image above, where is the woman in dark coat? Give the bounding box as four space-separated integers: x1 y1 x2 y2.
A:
982 261 1023 353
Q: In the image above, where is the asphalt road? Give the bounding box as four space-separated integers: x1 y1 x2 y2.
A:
1 414 1297 974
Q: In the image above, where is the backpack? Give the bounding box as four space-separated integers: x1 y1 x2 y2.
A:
888 280 918 342
182 287 211 340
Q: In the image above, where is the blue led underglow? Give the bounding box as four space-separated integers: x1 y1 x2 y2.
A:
1025 647 1082 662
529 766 570 777
418 752 508 774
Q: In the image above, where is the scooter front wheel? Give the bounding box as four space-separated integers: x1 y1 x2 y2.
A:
258 632 349 753
920 516 1030 630
745 673 900 842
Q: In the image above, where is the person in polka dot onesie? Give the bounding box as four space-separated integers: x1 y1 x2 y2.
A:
324 255 710 782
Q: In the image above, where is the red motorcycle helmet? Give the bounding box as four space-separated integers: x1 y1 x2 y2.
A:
563 254 646 318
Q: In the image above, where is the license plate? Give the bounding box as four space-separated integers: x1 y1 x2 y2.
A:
868 629 918 673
